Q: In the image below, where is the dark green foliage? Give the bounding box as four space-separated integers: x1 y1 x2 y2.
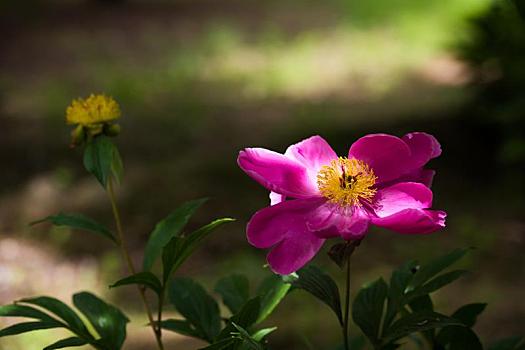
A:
407 248 470 291
167 272 287 349
384 260 418 329
0 292 128 350
292 249 497 349
290 265 343 325
0 304 66 323
406 269 467 300
450 303 487 328
215 274 251 315
43 337 88 350
382 312 463 345
83 136 123 187
110 272 163 296
352 278 388 346
230 323 265 350
72 292 129 350
143 198 208 271
169 277 222 342
159 319 202 338
435 303 487 350
161 218 234 283
216 297 261 342
0 321 62 337
458 0 525 164
255 274 290 324
20 296 92 339
31 212 116 243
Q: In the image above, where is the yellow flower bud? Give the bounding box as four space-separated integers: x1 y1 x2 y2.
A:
66 94 120 126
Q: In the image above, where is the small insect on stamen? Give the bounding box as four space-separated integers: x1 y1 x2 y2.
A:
317 157 377 207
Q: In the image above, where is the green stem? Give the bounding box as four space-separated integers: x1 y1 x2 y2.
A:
107 178 164 350
342 249 352 350
157 289 164 342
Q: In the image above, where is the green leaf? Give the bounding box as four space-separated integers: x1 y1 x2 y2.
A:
143 198 208 271
382 311 464 344
159 319 202 339
231 322 264 350
73 292 129 350
169 277 221 343
405 295 437 345
408 248 470 291
334 336 367 350
43 337 88 350
110 272 162 296
408 295 434 312
384 260 418 329
435 303 486 350
0 321 61 337
214 274 250 315
0 304 63 323
19 296 91 339
162 218 234 283
217 297 261 342
256 274 291 324
110 147 124 185
251 327 277 342
350 335 367 350
406 270 467 301
291 265 342 325
31 213 116 244
436 326 482 350
351 278 388 345
489 336 525 350
199 338 238 350
231 297 261 329
449 303 487 327
83 136 121 188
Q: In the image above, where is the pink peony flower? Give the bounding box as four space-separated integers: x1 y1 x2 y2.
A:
238 133 446 275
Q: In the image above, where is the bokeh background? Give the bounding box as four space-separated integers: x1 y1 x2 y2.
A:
1 0 524 349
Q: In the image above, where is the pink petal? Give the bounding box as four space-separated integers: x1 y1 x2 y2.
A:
374 182 433 218
307 204 370 240
402 132 442 170
397 168 436 188
238 148 318 198
371 209 446 234
246 198 326 274
267 230 325 275
334 207 370 240
246 198 324 249
348 134 412 183
284 135 338 177
269 192 286 205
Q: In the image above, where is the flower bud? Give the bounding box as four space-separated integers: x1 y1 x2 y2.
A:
104 123 121 137
70 125 86 147
86 124 104 137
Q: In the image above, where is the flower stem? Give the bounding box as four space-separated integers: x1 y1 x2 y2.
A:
342 247 352 350
107 178 164 350
157 290 164 341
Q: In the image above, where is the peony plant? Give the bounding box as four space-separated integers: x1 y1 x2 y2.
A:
0 95 522 349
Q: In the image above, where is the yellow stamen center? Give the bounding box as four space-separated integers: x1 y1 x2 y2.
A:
66 94 120 126
317 157 377 207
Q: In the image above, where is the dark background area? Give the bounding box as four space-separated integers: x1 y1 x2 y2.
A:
0 0 524 349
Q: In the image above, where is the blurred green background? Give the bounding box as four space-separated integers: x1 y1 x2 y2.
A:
1 0 524 349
